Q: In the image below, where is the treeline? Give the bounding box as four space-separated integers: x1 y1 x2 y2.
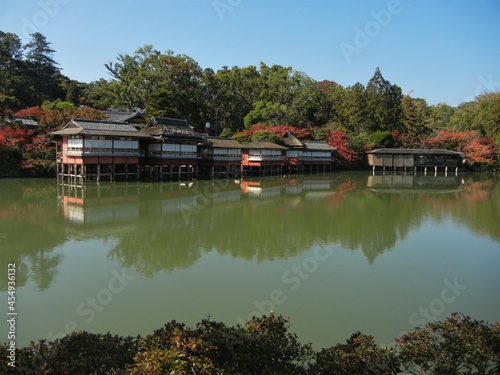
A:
1 31 499 174
1 313 498 374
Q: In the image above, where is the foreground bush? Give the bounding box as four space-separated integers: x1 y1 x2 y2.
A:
396 312 500 374
0 313 498 374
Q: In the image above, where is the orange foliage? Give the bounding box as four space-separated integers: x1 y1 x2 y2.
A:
12 106 46 120
40 106 106 130
422 128 496 167
237 124 312 140
0 125 34 148
326 130 360 165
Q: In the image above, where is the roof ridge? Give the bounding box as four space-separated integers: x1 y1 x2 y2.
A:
72 118 130 125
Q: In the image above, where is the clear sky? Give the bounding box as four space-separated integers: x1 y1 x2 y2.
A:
1 0 499 106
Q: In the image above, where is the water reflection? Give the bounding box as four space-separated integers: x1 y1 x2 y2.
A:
0 180 66 291
0 172 498 290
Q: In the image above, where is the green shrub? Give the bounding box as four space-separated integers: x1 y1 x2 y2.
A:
0 331 138 374
396 313 500 374
369 130 394 149
0 314 498 374
311 332 399 375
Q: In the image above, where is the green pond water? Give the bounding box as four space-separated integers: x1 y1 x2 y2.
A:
0 171 499 349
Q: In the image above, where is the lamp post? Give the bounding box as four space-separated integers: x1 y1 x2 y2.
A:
205 121 211 136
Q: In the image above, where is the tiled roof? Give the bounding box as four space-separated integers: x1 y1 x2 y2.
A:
75 119 139 132
141 117 206 142
11 117 38 128
103 110 145 122
303 141 337 151
242 141 288 150
49 119 151 138
366 148 464 156
204 137 242 148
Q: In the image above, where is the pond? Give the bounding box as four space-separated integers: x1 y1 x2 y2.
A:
0 171 499 349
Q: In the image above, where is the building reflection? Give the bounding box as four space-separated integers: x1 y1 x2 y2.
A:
367 172 464 193
52 172 498 276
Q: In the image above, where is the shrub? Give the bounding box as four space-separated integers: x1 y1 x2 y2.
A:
311 332 399 375
396 313 500 374
368 130 394 149
0 331 138 374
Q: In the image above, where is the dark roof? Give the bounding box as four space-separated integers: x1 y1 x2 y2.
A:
303 141 337 151
141 117 206 143
203 137 243 149
366 148 464 156
49 119 151 138
10 117 38 128
242 141 288 150
103 110 145 123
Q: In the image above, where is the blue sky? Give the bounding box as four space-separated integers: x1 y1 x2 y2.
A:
1 0 499 106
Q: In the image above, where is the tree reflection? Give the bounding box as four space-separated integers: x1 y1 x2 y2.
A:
0 180 65 291
1 172 497 285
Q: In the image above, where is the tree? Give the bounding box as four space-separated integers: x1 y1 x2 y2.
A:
327 130 363 168
205 65 261 133
12 106 45 120
244 63 322 128
402 95 430 137
22 32 64 106
0 31 24 110
366 67 403 132
422 128 496 168
40 106 106 131
84 78 122 110
368 130 394 149
396 313 499 374
338 83 370 133
105 45 206 126
474 92 500 141
426 103 454 130
0 124 34 148
312 332 400 374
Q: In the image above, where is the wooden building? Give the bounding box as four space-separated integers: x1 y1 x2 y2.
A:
103 109 145 127
282 132 336 173
199 137 242 178
241 141 287 176
50 118 151 182
51 116 339 183
366 148 465 173
140 117 206 181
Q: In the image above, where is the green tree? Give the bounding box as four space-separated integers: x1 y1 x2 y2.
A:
105 45 206 126
244 63 322 128
397 313 500 374
84 78 122 110
338 82 370 133
366 67 403 132
22 32 64 106
0 31 24 110
426 103 454 130
312 332 400 374
402 95 430 137
475 92 500 141
205 65 261 133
